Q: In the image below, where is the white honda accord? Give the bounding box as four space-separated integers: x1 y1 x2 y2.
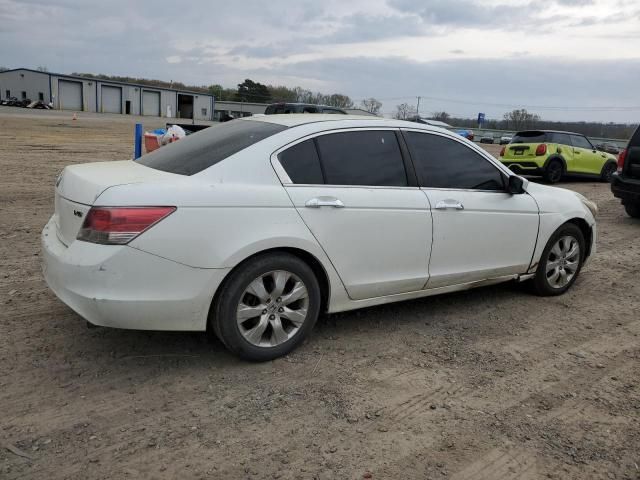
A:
42 115 597 361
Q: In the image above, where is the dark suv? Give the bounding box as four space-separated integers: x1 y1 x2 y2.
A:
264 103 347 115
611 125 640 218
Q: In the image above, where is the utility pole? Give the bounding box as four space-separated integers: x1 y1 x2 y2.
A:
416 96 421 118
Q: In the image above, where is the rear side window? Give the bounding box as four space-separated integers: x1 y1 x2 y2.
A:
549 132 572 146
138 120 287 175
570 135 593 150
278 139 324 184
315 131 407 186
404 132 504 190
512 131 547 143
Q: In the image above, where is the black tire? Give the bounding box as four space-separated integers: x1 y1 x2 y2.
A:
544 159 564 184
600 162 617 183
532 223 585 296
210 252 321 361
624 203 640 218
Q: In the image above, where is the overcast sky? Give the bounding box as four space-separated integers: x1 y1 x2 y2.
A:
1 0 639 121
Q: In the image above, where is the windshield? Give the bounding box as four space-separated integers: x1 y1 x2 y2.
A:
138 120 287 175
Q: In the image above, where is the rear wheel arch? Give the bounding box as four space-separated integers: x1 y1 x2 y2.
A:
207 247 330 333
543 154 567 171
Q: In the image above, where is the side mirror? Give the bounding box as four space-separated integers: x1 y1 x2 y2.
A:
507 175 526 194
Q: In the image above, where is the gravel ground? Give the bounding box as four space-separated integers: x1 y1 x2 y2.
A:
1 107 639 480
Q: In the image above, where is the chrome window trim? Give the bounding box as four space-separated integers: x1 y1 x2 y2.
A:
270 127 412 188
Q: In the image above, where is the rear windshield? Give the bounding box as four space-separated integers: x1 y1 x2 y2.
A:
138 120 287 175
511 131 547 144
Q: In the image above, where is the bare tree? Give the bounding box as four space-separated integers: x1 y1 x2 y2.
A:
431 111 451 122
503 109 540 130
394 103 417 120
361 98 382 115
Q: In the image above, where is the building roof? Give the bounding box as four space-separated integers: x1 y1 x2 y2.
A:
0 68 214 97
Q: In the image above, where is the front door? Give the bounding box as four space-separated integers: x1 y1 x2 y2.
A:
275 129 433 300
402 130 539 288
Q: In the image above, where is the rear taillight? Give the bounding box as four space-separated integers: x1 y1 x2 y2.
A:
500 146 506 157
535 144 547 156
618 148 627 173
77 207 176 245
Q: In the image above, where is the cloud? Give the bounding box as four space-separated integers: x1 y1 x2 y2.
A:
0 0 638 122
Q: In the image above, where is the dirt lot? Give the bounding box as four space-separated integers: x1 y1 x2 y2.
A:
1 107 639 480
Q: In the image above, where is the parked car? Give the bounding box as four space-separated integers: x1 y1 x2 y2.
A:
595 142 620 155
42 116 597 361
455 129 474 141
499 130 617 183
500 134 513 145
480 133 495 144
611 125 640 218
265 103 347 115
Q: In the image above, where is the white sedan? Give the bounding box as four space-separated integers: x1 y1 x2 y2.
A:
42 115 597 361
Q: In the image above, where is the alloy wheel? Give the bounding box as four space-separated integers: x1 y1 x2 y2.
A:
236 270 309 347
546 235 580 289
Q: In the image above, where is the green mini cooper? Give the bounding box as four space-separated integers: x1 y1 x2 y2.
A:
499 130 618 183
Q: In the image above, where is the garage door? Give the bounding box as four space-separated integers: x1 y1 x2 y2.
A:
142 90 160 116
101 85 122 114
59 80 83 111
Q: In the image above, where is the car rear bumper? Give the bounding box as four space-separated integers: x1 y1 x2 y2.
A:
41 216 230 331
611 173 640 204
500 161 544 175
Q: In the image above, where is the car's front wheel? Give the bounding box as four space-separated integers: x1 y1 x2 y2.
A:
600 162 617 182
532 223 585 296
211 253 321 361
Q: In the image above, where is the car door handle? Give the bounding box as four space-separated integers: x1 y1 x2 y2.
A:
435 199 464 210
305 197 345 208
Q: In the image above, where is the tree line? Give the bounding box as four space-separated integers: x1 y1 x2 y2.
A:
398 105 636 140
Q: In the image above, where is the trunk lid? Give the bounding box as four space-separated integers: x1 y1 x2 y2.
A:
503 143 537 160
54 160 173 246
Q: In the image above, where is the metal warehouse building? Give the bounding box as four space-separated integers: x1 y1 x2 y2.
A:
0 68 215 120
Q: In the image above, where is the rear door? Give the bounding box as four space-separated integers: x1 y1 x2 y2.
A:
570 134 604 174
548 132 574 168
403 129 539 288
274 129 433 300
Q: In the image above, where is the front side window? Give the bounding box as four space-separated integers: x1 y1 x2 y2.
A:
404 131 504 190
278 139 324 184
570 135 593 150
138 120 287 175
315 131 407 186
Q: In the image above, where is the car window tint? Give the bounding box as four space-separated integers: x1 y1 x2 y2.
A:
550 132 571 146
138 120 287 176
278 139 324 184
315 131 407 187
570 135 593 150
404 132 504 190
512 131 546 143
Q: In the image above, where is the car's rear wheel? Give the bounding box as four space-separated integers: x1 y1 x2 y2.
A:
624 203 640 218
532 223 585 296
600 162 617 182
211 253 321 361
544 159 563 184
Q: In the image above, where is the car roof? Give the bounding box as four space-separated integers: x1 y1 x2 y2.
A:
242 114 450 133
516 129 584 136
